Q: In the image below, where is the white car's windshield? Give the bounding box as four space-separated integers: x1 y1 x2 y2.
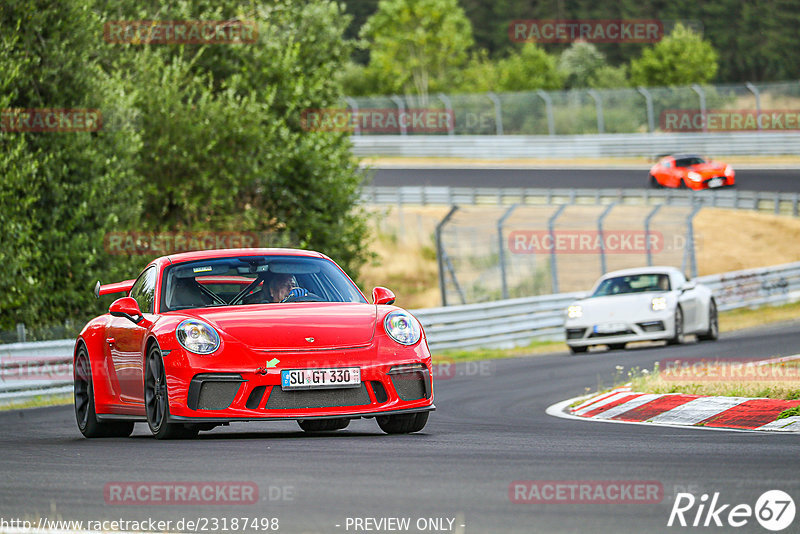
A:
591 274 670 297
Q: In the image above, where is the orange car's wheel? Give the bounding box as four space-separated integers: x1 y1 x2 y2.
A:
649 175 661 188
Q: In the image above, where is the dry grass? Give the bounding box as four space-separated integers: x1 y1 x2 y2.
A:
694 208 800 274
629 368 800 400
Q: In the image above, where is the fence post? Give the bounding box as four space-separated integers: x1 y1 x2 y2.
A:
436 206 459 306
683 204 702 278
487 92 504 135
536 90 556 136
637 86 655 132
548 204 567 293
588 89 605 134
437 93 455 136
745 82 762 131
644 204 663 267
597 203 616 275
691 84 707 133
16 323 27 343
390 95 408 136
497 204 519 300
344 97 361 136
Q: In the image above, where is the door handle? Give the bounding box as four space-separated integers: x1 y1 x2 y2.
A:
106 337 116 346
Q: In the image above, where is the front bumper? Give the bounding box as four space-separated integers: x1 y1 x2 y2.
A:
162 340 434 421
565 313 676 348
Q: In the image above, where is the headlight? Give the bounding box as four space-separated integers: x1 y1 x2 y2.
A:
724 165 734 176
567 305 583 319
651 297 667 311
687 171 702 182
384 311 421 346
176 319 220 354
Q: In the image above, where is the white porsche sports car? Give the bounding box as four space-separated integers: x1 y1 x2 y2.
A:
564 267 718 354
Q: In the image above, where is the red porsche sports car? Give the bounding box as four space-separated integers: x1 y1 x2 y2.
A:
74 248 434 439
648 154 735 190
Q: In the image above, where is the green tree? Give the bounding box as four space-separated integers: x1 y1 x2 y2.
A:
629 23 719 87
559 41 628 89
496 42 562 92
360 0 474 99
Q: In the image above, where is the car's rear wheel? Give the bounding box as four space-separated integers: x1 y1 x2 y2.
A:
697 300 719 341
608 343 626 351
568 345 588 354
649 175 661 188
297 418 350 432
667 307 684 345
145 344 198 440
74 345 134 438
376 411 429 434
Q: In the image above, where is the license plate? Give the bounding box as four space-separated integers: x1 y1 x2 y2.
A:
281 367 361 390
707 177 724 188
594 322 627 334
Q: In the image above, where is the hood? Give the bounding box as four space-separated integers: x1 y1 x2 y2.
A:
685 162 726 176
185 302 376 350
576 292 670 321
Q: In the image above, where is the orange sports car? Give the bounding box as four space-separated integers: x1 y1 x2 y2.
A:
648 154 735 190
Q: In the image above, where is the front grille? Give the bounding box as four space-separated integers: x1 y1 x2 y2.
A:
638 321 665 332
187 374 243 411
265 384 371 410
588 330 634 338
566 328 586 340
389 371 428 401
371 381 388 403
246 385 267 409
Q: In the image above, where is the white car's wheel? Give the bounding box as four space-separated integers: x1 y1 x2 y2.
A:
697 300 719 341
568 345 588 355
667 307 683 345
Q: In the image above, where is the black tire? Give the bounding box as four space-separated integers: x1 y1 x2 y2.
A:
297 418 350 432
697 300 719 341
74 345 134 438
667 306 684 345
376 411 429 434
608 343 626 351
568 345 588 354
145 344 198 440
649 175 661 188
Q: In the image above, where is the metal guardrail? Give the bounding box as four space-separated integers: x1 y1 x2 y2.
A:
3 260 800 401
362 186 800 216
351 132 800 159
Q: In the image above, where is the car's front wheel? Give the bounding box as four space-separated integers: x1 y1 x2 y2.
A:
568 345 588 355
74 345 134 438
608 343 626 351
667 307 684 345
297 418 350 432
697 300 719 342
649 175 661 188
145 344 198 440
376 411 429 434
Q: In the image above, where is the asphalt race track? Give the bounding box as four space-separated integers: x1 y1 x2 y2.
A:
369 167 800 192
2 322 798 533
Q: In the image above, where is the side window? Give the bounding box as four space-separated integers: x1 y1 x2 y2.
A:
130 267 157 314
662 160 672 169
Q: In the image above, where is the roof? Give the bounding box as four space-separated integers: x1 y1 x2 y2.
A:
163 248 326 264
600 266 683 279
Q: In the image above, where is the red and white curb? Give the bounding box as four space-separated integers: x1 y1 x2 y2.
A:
547 386 800 433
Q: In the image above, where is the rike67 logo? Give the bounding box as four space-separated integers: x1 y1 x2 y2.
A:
668 490 795 531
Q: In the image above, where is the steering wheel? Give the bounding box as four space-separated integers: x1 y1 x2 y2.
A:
281 288 323 303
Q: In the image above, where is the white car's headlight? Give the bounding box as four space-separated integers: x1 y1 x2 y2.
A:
176 319 220 354
651 297 668 311
567 305 583 319
687 171 702 182
384 311 421 346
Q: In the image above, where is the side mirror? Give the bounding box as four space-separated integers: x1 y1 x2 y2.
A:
372 286 396 306
681 280 696 292
109 297 144 324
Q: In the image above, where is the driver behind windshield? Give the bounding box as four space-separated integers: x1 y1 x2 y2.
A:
259 273 308 303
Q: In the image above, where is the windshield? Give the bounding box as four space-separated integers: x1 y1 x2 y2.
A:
591 274 670 297
159 255 367 311
674 156 706 167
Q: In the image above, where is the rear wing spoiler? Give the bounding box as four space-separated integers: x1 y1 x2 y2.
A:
94 279 136 299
